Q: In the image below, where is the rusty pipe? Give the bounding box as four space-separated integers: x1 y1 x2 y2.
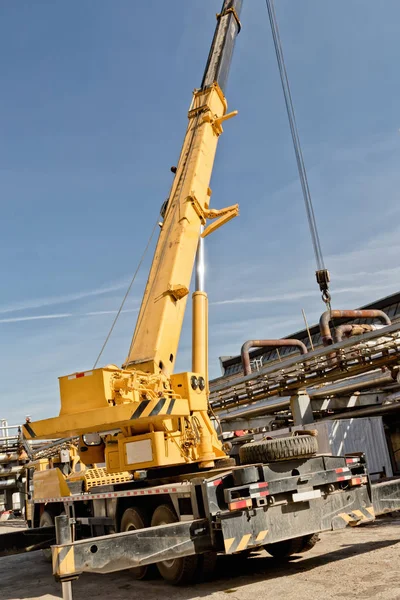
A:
241 339 308 376
333 323 378 343
319 310 391 346
0 453 19 463
0 478 21 490
0 465 23 477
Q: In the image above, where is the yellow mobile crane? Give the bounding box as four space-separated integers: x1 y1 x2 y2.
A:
22 2 241 475
2 3 400 598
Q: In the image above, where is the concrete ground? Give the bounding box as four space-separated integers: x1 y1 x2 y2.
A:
0 515 399 600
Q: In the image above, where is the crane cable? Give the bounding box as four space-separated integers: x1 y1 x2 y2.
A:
93 219 159 369
265 0 331 308
94 108 205 369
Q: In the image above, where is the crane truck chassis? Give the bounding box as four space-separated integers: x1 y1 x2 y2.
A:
1 449 400 597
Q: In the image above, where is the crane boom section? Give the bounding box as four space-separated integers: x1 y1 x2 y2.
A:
125 84 229 374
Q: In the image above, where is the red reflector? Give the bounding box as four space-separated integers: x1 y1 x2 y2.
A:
260 490 270 497
350 477 365 486
76 372 85 378
257 482 269 488
229 499 252 511
351 478 361 485
335 467 349 474
213 478 223 487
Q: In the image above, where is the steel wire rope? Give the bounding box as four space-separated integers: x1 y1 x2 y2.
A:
265 0 329 283
94 109 202 369
93 219 159 369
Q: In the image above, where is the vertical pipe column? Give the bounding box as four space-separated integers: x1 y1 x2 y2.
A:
195 232 205 292
290 390 314 426
193 230 215 467
192 291 209 386
192 228 209 390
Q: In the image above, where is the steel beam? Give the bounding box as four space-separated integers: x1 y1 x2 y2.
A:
52 518 212 578
372 479 400 515
0 526 55 557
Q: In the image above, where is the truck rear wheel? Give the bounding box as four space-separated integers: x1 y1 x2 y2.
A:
150 504 199 585
196 551 217 581
265 536 304 559
265 533 320 559
39 511 54 562
300 533 320 552
239 435 317 464
120 507 154 580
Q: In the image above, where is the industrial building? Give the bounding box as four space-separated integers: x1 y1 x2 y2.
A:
210 291 400 477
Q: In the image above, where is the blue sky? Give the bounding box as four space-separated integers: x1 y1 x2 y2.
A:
1 1 400 424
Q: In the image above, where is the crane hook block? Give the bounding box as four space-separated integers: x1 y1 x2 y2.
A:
315 269 330 293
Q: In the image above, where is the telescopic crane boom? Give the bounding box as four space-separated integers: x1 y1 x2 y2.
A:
23 1 242 476
125 0 241 376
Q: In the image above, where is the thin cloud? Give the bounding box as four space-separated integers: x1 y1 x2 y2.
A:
0 307 139 324
211 290 316 306
0 313 73 324
0 281 130 316
211 284 397 307
84 308 138 317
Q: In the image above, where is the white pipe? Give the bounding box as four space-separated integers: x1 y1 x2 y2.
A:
195 226 205 292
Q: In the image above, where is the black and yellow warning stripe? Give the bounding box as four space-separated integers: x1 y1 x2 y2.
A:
337 505 375 527
52 544 75 577
130 397 176 420
223 529 269 554
21 397 179 439
23 422 36 438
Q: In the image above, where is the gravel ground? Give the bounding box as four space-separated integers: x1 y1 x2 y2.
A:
0 515 399 600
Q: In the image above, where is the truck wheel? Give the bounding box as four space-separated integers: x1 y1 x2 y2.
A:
239 435 318 465
265 536 304 559
300 533 320 552
214 457 236 468
150 504 199 585
120 507 154 580
39 511 54 562
196 552 217 582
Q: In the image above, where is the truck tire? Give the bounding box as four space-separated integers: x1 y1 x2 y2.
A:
120 507 155 580
239 435 318 464
39 511 54 562
195 552 217 582
214 457 236 468
150 504 199 585
265 536 304 559
300 533 320 553
232 466 260 486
